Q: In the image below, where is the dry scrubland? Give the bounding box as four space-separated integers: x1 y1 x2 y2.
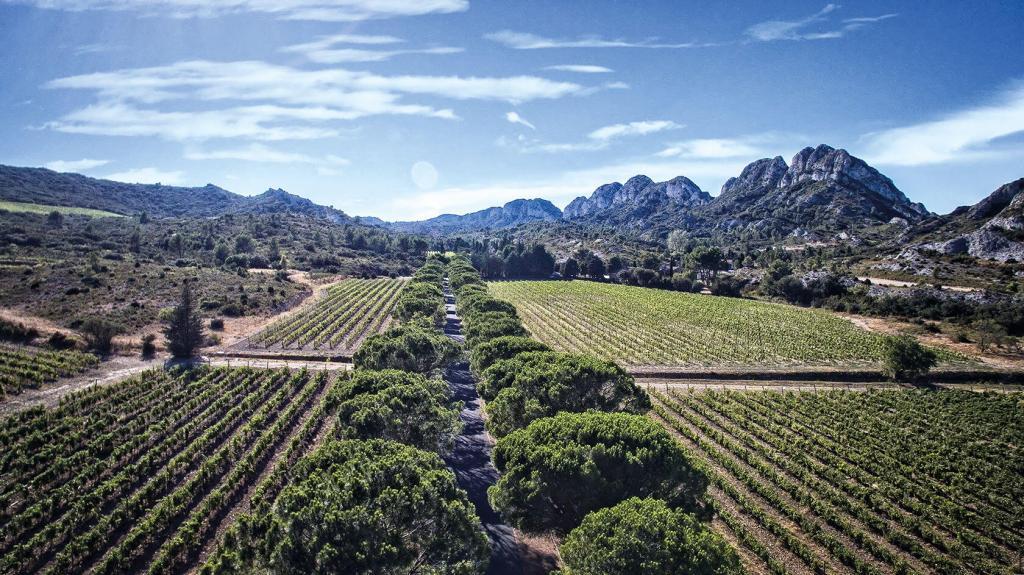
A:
489 280 960 367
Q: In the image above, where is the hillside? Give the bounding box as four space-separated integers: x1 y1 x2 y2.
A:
902 177 1024 262
0 165 351 222
391 198 562 234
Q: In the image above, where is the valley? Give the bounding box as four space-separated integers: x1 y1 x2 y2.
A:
1 138 1023 575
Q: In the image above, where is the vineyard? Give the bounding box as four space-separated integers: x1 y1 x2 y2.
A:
0 344 99 398
246 277 406 354
488 280 958 367
650 388 1024 575
0 365 337 575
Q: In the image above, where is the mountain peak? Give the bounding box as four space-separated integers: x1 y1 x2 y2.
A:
623 174 654 192
563 174 709 224
720 156 788 197
777 144 928 217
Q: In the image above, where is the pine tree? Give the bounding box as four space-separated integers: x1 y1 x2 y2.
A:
164 282 205 358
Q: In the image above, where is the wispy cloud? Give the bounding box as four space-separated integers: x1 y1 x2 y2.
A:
72 43 118 56
43 60 587 141
505 111 536 130
282 34 462 64
500 120 682 153
861 82 1024 166
485 30 704 49
746 4 897 42
103 167 184 185
4 0 469 21
43 158 109 172
588 120 682 142
543 64 613 74
656 137 768 159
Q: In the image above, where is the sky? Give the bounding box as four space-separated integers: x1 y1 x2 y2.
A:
1 1 1023 221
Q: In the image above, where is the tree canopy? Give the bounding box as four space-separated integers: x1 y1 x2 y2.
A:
332 370 462 453
489 412 708 534
480 351 650 437
223 439 489 574
462 312 527 349
164 281 205 358
882 335 938 381
555 497 741 575
469 335 551 375
394 281 445 326
353 321 459 373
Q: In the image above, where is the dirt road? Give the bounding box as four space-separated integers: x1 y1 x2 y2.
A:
441 283 526 575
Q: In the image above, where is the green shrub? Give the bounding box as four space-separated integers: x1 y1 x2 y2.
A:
882 335 938 381
463 312 526 349
469 335 550 375
394 282 445 326
353 322 459 373
489 412 708 535
80 316 122 355
555 498 741 575
0 318 39 344
333 370 461 453
221 440 489 574
482 351 650 437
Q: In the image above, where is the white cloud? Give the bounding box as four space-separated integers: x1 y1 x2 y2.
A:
43 158 109 172
282 34 462 63
505 111 536 130
73 43 118 55
499 120 682 154
861 83 1024 166
746 4 897 42
286 33 403 46
4 0 469 21
656 138 764 159
544 64 613 74
588 120 682 142
43 60 586 141
103 167 184 185
485 30 704 49
290 46 463 63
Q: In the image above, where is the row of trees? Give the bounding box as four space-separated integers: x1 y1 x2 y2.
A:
452 255 741 574
468 242 557 279
206 254 490 574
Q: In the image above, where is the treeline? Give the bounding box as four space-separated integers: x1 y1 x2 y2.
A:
462 240 556 279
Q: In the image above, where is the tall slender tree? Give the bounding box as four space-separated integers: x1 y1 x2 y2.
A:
164 281 205 358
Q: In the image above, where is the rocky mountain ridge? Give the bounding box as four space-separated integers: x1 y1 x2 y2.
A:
557 144 931 242
901 178 1024 262
391 198 562 234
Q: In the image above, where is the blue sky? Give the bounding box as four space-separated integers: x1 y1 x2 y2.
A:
1 0 1022 220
